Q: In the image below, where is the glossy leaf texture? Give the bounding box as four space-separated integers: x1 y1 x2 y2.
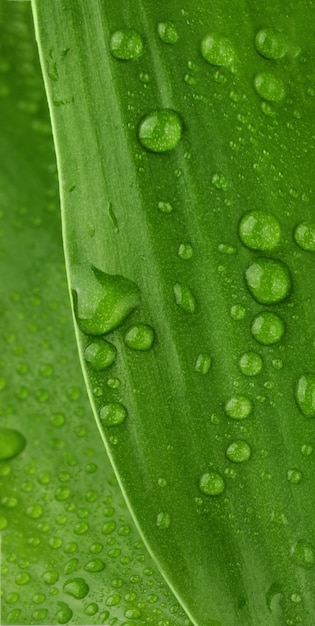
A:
0 4 190 625
32 1 315 625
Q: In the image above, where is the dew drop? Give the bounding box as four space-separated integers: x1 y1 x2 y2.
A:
226 440 252 463
295 375 315 418
301 443 313 456
124 323 155 351
251 311 285 345
84 559 105 572
173 283 196 313
0 428 26 460
212 172 228 189
72 264 139 335
287 469 302 484
200 33 235 67
156 511 171 529
230 304 246 320
239 211 281 250
178 242 193 260
218 243 236 255
138 109 183 152
291 540 315 569
195 353 212 375
224 395 253 420
84 339 117 370
158 201 173 213
272 358 283 370
293 223 315 252
110 30 144 60
199 471 225 496
255 28 288 60
157 22 179 44
245 258 291 304
100 402 128 426
254 72 285 103
238 352 263 376
63 577 89 599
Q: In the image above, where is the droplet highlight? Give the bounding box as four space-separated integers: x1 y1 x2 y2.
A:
245 258 291 304
110 29 144 60
239 211 281 250
251 311 285 345
138 109 183 152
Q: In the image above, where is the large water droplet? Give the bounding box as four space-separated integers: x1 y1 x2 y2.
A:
245 258 291 304
72 264 139 335
293 223 315 252
124 323 155 351
200 33 235 67
239 211 281 250
291 540 315 569
157 22 179 44
255 28 288 60
63 577 89 599
199 471 225 496
295 375 315 418
238 351 263 376
100 402 128 426
110 29 144 60
224 395 253 420
0 428 26 460
138 109 183 152
226 440 252 463
254 72 285 102
84 339 116 370
251 311 285 345
173 283 196 313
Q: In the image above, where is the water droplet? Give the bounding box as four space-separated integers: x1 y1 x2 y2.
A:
212 172 228 189
157 22 179 44
195 353 212 375
110 30 144 60
199 471 225 496
230 304 246 320
291 540 315 569
255 28 288 60
218 243 236 255
63 577 89 599
239 352 263 376
272 358 283 370
156 511 171 529
56 602 73 625
72 264 139 335
295 375 315 418
254 72 285 103
0 428 26 460
158 201 173 213
178 242 193 260
43 570 59 585
84 339 116 370
245 258 291 304
100 402 128 426
301 443 313 456
173 283 196 313
239 211 281 250
294 222 315 252
251 311 285 345
287 469 302 484
138 109 183 152
84 559 105 572
200 33 235 67
124 323 154 351
226 440 252 463
225 395 253 420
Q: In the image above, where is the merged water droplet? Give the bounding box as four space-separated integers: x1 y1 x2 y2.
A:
158 200 173 213
72 264 140 335
100 402 127 426
291 540 315 569
239 211 281 250
251 311 285 345
195 353 212 375
84 339 116 370
157 22 179 44
293 222 315 252
200 33 235 67
224 395 253 420
295 374 315 418
138 109 183 152
173 283 196 313
199 471 225 496
245 258 291 304
238 351 263 376
110 29 144 60
212 172 228 189
178 242 193 260
287 469 302 484
124 323 155 351
254 72 285 103
254 28 288 60
226 440 252 463
63 577 89 599
0 428 26 460
156 511 171 529
230 304 246 320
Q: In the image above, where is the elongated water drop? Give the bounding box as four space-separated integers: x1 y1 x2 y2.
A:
200 33 235 67
245 258 291 304
195 353 212 375
295 375 315 418
173 283 196 313
110 30 144 60
239 211 281 250
0 428 26 460
138 109 183 152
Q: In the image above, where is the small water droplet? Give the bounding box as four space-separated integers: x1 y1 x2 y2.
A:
224 395 253 420
0 428 26 461
254 72 285 103
290 593 302 604
157 22 179 44
199 471 225 496
84 559 105 572
272 358 283 370
287 469 302 484
138 109 183 152
178 242 193 259
110 30 144 60
173 283 196 313
239 352 263 376
301 443 313 456
158 200 173 213
212 172 228 189
63 577 89 599
195 353 212 375
291 540 315 569
84 339 116 370
100 402 128 426
293 223 315 252
230 304 246 320
218 243 236 254
200 33 235 67
245 258 291 304
124 323 155 351
239 211 281 250
255 28 288 60
226 440 252 463
156 511 171 529
295 375 315 417
251 311 285 345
